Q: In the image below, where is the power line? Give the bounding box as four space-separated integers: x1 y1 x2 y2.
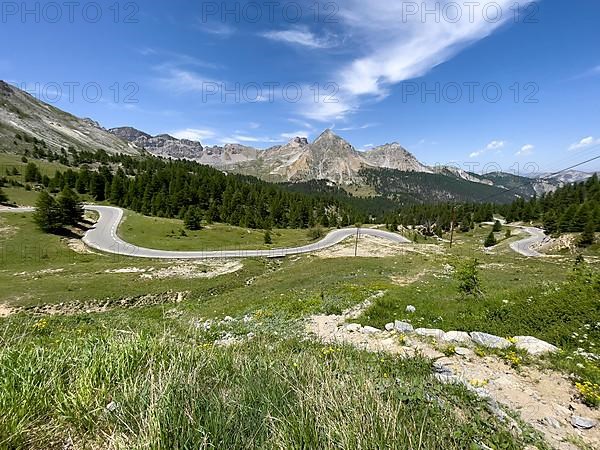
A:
476 152 600 204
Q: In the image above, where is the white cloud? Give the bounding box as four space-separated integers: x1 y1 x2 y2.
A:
248 122 261 129
337 123 377 131
280 130 312 139
470 140 506 158
158 68 218 93
197 22 235 36
516 144 534 156
569 136 600 151
261 26 336 49
171 128 217 141
299 0 534 121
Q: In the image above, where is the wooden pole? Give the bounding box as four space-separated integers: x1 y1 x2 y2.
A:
354 227 360 257
450 206 456 248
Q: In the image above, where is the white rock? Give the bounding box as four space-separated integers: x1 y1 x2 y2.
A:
514 336 558 356
406 305 416 313
385 322 395 331
442 331 472 344
541 416 561 429
361 326 381 335
455 347 473 357
346 323 362 332
571 416 597 430
106 401 118 412
223 316 234 322
470 332 511 349
415 328 445 339
394 321 414 333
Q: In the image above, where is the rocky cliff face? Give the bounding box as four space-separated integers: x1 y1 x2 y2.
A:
0 81 140 155
363 143 433 173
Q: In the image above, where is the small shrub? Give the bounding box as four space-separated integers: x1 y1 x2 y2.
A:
484 231 497 248
453 258 483 297
307 226 324 240
264 230 272 245
443 345 456 357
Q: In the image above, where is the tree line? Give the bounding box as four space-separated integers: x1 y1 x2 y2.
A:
498 174 600 244
30 158 368 230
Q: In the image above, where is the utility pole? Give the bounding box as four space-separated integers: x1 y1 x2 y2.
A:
450 206 456 249
354 226 360 257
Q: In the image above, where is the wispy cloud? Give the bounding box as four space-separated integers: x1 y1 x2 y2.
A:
197 22 236 37
299 0 534 121
470 140 506 158
569 136 600 151
336 123 377 132
261 26 336 49
572 65 600 79
157 68 219 94
171 128 218 141
516 144 535 156
280 130 312 140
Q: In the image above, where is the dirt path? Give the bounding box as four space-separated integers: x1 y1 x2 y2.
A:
308 303 600 450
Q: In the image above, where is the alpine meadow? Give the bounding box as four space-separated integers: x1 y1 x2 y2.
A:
1 1 599 449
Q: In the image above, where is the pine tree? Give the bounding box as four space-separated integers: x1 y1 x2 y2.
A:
0 187 7 204
33 191 63 233
183 206 203 230
24 162 42 183
578 219 596 247
493 220 502 232
484 231 497 247
57 187 84 226
264 230 272 245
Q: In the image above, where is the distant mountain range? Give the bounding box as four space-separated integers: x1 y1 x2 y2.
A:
0 80 596 204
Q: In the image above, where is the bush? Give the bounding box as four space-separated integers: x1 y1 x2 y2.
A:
264 230 272 245
493 220 502 232
307 226 324 240
484 231 497 248
0 187 7 204
454 258 483 297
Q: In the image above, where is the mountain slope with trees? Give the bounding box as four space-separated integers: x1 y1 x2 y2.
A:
501 174 600 237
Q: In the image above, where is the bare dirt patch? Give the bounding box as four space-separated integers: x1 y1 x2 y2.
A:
64 238 96 254
317 236 443 258
0 304 14 317
307 302 600 450
104 260 244 280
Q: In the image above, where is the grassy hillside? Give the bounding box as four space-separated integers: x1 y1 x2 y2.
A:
119 211 325 251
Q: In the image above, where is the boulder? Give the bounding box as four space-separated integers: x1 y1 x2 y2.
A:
394 321 414 333
406 305 416 313
442 331 472 344
470 332 511 349
571 416 597 430
361 326 381 335
513 336 558 356
415 328 445 339
346 323 361 333
385 322 395 331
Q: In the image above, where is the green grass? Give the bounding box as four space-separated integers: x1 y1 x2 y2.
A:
0 186 40 206
119 211 326 251
0 320 548 449
0 210 598 446
0 153 73 181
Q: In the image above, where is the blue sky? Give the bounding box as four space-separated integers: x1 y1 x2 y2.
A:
1 0 599 173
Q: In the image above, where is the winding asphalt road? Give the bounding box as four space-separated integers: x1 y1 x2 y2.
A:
82 205 410 259
509 226 548 257
1 205 548 258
